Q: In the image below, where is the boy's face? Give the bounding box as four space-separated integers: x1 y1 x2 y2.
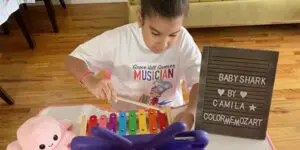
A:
138 12 184 54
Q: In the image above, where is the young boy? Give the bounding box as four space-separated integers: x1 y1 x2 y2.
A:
65 0 201 130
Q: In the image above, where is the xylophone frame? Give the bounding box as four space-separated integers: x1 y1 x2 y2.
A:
80 106 173 136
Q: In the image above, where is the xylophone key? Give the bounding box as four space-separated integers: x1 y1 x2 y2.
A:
158 111 167 131
80 115 87 136
119 112 127 136
128 110 137 135
99 115 107 128
148 109 158 134
138 109 147 134
88 115 98 136
108 113 117 133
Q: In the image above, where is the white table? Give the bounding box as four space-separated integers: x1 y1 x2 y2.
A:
0 0 65 49
0 0 35 48
0 0 35 25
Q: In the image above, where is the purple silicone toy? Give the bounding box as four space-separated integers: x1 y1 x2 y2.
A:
70 122 209 150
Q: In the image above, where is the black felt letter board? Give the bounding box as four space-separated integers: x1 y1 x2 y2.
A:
195 46 279 139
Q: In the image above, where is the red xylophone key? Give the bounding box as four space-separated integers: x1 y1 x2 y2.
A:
88 115 98 136
158 111 167 131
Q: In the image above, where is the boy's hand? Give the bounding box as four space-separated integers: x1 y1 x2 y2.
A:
173 108 195 131
81 74 117 103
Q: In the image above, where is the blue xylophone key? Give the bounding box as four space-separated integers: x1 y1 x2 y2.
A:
119 112 127 136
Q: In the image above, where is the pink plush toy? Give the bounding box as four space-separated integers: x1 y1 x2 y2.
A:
7 115 76 150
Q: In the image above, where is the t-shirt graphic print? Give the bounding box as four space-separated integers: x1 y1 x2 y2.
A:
131 63 177 106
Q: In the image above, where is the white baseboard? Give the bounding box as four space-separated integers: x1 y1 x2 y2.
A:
32 0 127 5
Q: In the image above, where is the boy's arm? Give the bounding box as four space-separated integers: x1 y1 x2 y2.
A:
65 30 117 83
65 30 118 101
65 55 101 88
173 28 201 130
187 83 199 112
65 56 93 82
173 83 199 130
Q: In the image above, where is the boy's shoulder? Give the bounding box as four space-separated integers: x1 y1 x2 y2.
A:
177 26 200 52
105 22 140 35
97 22 142 43
179 26 196 44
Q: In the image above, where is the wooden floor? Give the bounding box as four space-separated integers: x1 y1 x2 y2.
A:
1 3 300 150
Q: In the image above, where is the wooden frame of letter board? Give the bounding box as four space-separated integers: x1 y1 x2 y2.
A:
195 46 279 139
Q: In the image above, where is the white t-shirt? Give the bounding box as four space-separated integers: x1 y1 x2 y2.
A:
69 22 201 111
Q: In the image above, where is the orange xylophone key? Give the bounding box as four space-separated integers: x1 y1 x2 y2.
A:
148 109 158 134
88 115 98 136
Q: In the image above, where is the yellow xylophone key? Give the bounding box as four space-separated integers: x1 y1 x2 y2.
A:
80 115 87 136
138 109 147 134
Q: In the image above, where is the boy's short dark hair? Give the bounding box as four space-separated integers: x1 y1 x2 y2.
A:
140 0 189 19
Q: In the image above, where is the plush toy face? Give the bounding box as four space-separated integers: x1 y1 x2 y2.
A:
32 122 63 150
17 116 65 150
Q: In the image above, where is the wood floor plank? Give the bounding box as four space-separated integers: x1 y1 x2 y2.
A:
0 2 300 150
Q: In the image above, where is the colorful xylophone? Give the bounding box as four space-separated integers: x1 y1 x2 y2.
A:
80 107 173 136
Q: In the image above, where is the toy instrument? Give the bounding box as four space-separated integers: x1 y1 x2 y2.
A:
37 104 210 150
80 106 173 136
72 121 209 150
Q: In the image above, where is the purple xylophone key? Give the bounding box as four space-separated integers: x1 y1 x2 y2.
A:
108 113 117 133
